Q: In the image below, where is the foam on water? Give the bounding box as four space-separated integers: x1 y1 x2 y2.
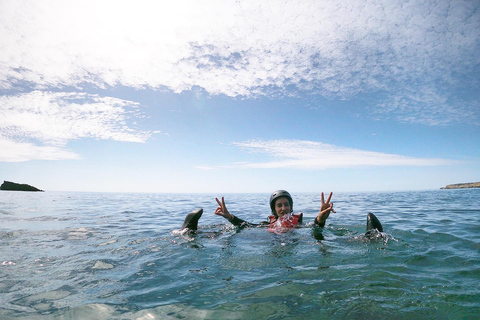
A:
1 190 479 319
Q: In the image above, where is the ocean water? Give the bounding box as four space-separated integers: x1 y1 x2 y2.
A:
1 190 479 319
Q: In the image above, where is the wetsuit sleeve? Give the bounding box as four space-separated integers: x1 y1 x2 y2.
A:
229 214 249 227
314 217 325 228
313 215 325 240
228 215 268 228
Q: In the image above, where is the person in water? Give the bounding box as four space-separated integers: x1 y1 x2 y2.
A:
214 190 335 229
180 190 383 238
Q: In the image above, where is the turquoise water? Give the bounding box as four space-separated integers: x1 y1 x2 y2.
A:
1 190 479 319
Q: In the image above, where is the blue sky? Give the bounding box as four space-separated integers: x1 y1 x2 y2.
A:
0 0 479 193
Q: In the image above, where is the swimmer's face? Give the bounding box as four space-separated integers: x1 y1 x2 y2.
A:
274 197 291 217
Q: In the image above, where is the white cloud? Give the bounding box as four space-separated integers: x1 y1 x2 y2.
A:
0 0 478 124
0 137 79 162
200 139 457 169
374 86 480 126
0 91 152 161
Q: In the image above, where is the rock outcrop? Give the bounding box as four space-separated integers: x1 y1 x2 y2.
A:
441 182 480 189
0 181 44 192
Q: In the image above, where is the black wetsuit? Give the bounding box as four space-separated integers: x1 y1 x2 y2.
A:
228 215 268 228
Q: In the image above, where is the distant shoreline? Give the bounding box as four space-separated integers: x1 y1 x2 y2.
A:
441 182 480 189
0 180 44 192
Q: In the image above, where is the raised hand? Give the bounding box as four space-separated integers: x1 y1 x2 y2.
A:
316 192 335 227
215 197 233 221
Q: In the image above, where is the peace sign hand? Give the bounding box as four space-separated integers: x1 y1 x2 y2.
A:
215 197 234 221
316 192 335 227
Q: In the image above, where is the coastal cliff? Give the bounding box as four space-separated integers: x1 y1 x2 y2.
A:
0 181 44 192
441 182 480 189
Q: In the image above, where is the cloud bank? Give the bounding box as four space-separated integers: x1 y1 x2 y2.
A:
1 0 478 125
0 91 152 162
200 139 457 170
0 138 79 162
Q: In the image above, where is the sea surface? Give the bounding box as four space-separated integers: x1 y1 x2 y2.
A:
1 190 479 319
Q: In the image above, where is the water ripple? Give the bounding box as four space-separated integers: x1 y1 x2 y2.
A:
0 190 479 319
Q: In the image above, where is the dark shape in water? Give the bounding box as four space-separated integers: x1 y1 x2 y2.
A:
0 180 44 192
366 212 383 237
181 208 203 231
180 208 384 241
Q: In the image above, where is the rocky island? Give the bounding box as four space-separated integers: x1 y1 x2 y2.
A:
0 181 44 192
441 182 480 189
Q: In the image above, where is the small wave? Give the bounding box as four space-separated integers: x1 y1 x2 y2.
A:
65 227 94 240
92 261 115 270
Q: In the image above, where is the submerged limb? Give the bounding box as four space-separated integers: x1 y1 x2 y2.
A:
180 208 203 231
312 227 325 240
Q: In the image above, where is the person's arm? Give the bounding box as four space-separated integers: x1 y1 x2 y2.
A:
314 192 335 227
215 197 251 227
